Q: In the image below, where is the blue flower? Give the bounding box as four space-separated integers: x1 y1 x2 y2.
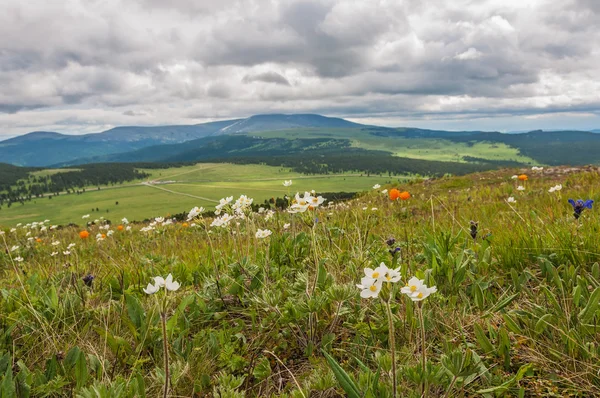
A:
568 199 594 219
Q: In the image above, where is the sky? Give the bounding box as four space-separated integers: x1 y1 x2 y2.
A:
1 0 599 139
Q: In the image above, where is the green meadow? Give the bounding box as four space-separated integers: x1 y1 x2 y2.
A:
253 128 537 164
0 163 402 225
1 166 600 396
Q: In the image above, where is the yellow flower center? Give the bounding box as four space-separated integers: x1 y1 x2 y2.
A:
369 285 377 292
410 285 417 292
372 272 380 278
312 198 318 203
417 292 423 298
386 274 391 281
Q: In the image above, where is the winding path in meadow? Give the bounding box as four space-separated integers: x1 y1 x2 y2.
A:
141 182 219 202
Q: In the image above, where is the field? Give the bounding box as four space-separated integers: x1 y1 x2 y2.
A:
254 128 538 164
0 163 403 226
1 165 600 396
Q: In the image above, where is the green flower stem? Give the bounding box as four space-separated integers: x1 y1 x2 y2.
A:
385 299 397 398
161 294 170 398
418 303 428 398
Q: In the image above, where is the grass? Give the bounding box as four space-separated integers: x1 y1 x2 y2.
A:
1 165 600 396
0 163 403 225
254 128 538 164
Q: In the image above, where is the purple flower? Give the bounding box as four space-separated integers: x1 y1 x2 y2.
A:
470 221 478 240
568 199 594 219
82 274 95 287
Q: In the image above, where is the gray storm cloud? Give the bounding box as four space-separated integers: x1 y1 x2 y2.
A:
0 0 599 136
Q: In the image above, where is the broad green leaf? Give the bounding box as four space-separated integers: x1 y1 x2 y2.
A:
322 350 361 398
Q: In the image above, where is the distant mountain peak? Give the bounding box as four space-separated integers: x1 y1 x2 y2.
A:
215 113 362 134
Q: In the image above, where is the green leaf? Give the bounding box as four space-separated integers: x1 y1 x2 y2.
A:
579 287 600 323
321 350 361 398
1 366 16 398
473 323 495 354
125 293 145 330
488 293 519 313
535 314 553 334
502 314 522 334
74 352 88 389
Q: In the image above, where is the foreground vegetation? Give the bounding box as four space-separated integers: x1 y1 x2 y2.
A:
1 165 600 397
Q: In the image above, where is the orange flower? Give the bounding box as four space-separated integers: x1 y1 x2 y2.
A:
117 225 124 231
518 174 528 181
101 234 106 239
79 230 89 239
182 222 189 228
389 188 401 201
35 238 42 243
399 191 411 200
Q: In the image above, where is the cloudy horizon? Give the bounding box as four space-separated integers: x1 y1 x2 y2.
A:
1 0 599 138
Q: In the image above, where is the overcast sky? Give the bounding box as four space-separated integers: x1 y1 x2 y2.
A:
1 0 599 138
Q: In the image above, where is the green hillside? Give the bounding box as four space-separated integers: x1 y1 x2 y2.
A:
1 166 599 396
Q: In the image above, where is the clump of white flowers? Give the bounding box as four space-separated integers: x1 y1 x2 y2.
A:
356 263 401 298
401 277 438 301
255 229 273 239
143 273 181 294
548 184 562 193
211 213 234 228
288 191 326 213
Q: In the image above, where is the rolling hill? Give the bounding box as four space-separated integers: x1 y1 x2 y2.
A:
0 114 366 167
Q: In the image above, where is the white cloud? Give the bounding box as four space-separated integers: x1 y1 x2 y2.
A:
0 0 599 137
454 47 483 60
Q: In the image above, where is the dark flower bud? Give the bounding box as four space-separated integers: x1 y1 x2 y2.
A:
82 274 95 287
386 237 396 246
470 221 478 240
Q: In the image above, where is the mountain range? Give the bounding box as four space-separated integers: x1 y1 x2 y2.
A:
1 113 599 167
0 114 362 166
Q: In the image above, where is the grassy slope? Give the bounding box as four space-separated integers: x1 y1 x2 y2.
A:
254 128 538 164
1 166 599 396
0 163 401 225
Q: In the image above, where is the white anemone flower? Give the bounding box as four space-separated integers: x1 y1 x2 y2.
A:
82 214 90 219
283 180 293 187
283 223 291 229
548 184 562 193
164 274 181 291
381 189 388 194
373 184 381 189
357 277 383 298
507 197 517 203
121 217 129 225
511 175 518 179
187 206 204 221
143 282 160 294
14 256 24 262
401 277 437 301
255 229 273 239
517 186 525 191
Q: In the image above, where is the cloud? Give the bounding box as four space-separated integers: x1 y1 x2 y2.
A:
242 71 291 86
0 0 599 138
454 47 483 60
